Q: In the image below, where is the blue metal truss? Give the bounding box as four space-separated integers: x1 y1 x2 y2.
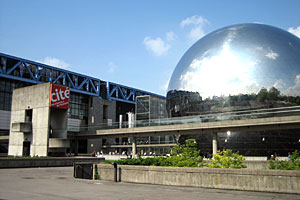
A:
0 53 165 104
0 53 101 97
107 82 165 104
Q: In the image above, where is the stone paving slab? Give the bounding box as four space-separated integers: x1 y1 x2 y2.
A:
0 167 299 200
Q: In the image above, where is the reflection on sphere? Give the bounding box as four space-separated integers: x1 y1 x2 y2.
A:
166 23 300 156
167 23 300 117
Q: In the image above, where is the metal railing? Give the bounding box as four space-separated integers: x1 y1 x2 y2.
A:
67 106 300 133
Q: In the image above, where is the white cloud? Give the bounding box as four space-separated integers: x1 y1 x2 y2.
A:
178 44 255 98
273 79 287 90
189 26 206 41
248 61 257 67
108 62 117 73
38 57 70 69
180 15 208 28
180 15 209 42
143 36 170 56
285 74 300 96
256 46 263 51
288 26 300 38
266 51 279 60
166 32 175 41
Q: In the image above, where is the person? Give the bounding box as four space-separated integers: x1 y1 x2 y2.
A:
288 152 292 161
267 151 271 160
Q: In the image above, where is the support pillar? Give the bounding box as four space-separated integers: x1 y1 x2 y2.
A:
132 136 136 157
212 133 218 155
74 138 78 156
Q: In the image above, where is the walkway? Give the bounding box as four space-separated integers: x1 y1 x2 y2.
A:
0 167 299 200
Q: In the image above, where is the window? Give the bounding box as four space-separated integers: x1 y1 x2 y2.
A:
103 105 108 120
68 92 89 121
0 79 30 111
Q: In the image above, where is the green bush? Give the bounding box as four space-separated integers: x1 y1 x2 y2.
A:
107 139 205 168
208 149 246 168
94 166 99 179
113 156 204 168
269 150 300 170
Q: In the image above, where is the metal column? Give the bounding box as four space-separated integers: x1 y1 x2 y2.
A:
212 133 218 155
132 137 136 157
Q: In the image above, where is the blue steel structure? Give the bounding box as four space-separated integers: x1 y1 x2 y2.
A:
0 53 164 104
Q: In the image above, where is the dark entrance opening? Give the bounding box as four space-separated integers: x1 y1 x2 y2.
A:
23 141 31 156
25 109 33 122
78 139 87 153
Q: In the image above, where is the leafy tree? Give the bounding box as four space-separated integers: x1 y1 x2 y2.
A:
173 139 200 158
257 88 268 102
209 149 247 168
268 87 280 100
269 150 300 170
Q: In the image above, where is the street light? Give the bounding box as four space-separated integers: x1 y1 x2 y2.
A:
227 131 231 136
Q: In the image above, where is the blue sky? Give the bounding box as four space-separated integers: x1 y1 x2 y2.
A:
1 0 300 95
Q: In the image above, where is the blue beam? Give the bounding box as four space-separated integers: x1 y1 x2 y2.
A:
126 91 135 100
89 79 97 93
107 81 165 99
109 96 136 104
6 61 21 75
66 73 75 88
53 72 64 84
118 87 126 99
0 52 165 104
23 63 35 80
0 73 41 84
3 57 7 73
78 78 88 90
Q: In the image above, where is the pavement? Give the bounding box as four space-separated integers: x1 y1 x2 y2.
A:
0 167 299 200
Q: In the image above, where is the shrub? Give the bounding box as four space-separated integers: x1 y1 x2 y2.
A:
208 149 247 169
269 150 300 170
106 139 205 168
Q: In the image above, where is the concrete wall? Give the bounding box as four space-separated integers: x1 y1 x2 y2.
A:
0 110 11 130
87 98 117 154
9 83 51 157
50 108 68 139
31 107 50 156
7 83 72 156
0 157 104 168
8 109 26 156
49 138 70 148
97 165 300 194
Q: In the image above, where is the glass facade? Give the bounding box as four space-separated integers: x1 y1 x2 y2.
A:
0 78 31 111
68 92 89 122
136 95 168 122
135 95 176 154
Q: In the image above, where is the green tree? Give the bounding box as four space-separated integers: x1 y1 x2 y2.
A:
269 150 300 170
173 139 200 158
257 88 268 102
209 149 247 168
268 87 280 100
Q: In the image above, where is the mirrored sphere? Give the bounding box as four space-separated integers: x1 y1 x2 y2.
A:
167 23 300 117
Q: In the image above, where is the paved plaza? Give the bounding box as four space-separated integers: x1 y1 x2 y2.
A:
0 167 299 200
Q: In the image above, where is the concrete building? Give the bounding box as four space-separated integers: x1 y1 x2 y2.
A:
0 52 170 156
8 83 70 156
